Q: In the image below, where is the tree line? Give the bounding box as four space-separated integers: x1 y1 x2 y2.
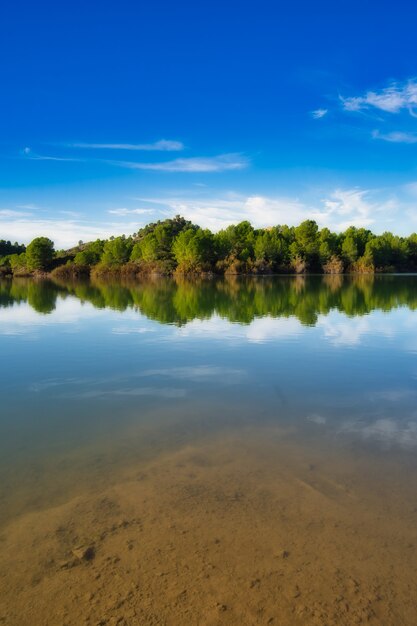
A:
2 216 417 276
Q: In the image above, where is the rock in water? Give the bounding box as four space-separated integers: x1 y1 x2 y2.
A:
72 545 95 561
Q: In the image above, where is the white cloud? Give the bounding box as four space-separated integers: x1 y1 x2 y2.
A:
0 209 33 217
115 153 249 173
341 79 417 115
319 188 396 231
142 187 396 233
142 194 309 231
372 130 417 144
66 139 184 151
107 208 154 216
311 108 328 119
0 217 143 249
0 185 405 249
26 153 83 162
16 203 43 210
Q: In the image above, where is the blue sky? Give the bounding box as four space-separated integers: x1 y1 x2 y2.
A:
1 0 417 247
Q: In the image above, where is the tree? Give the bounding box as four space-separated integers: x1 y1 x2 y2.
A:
293 220 319 266
101 236 132 265
254 230 285 265
74 240 104 266
172 228 214 271
26 237 54 271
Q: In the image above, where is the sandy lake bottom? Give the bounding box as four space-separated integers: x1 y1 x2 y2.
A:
1 424 416 626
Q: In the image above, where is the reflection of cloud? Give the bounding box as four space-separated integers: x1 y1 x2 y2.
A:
0 298 151 337
29 377 86 392
316 310 400 347
341 418 417 449
317 314 372 346
65 387 186 399
29 366 244 398
141 365 247 382
0 299 93 335
112 327 156 334
369 389 416 402
177 315 303 344
307 413 326 425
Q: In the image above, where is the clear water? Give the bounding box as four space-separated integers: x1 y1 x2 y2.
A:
1 274 417 624
1 274 417 518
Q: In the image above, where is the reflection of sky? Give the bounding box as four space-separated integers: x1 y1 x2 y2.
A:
340 418 417 449
2 298 417 351
1 296 417 457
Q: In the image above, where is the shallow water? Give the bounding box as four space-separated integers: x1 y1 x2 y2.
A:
1 275 417 625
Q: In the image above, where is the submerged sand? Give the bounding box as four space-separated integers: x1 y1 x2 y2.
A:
0 430 416 626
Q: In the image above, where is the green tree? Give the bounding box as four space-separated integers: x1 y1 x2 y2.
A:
254 229 285 265
26 237 54 271
100 236 132 265
74 240 104 266
172 228 214 271
293 220 319 266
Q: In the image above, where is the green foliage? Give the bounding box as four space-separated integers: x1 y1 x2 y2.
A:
293 220 319 266
5 216 417 277
254 229 286 264
0 240 25 256
172 228 214 271
25 237 55 271
74 240 104 266
101 236 133 266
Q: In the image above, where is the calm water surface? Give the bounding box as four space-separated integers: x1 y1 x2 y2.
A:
1 274 417 518
0 276 417 504
1 275 417 625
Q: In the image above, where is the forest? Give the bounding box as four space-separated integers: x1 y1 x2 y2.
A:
1 216 417 277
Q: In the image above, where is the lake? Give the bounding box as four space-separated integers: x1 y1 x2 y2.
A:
1 274 417 625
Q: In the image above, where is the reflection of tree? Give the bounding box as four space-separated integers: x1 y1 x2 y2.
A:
0 278 59 314
2 274 417 324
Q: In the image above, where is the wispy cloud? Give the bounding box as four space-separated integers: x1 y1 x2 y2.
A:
114 153 249 173
23 150 83 162
64 139 184 151
311 108 328 119
320 188 396 230
16 203 43 210
142 187 398 233
0 209 33 217
372 130 417 144
0 217 144 249
341 79 417 115
0 184 406 250
107 208 154 216
140 194 309 230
